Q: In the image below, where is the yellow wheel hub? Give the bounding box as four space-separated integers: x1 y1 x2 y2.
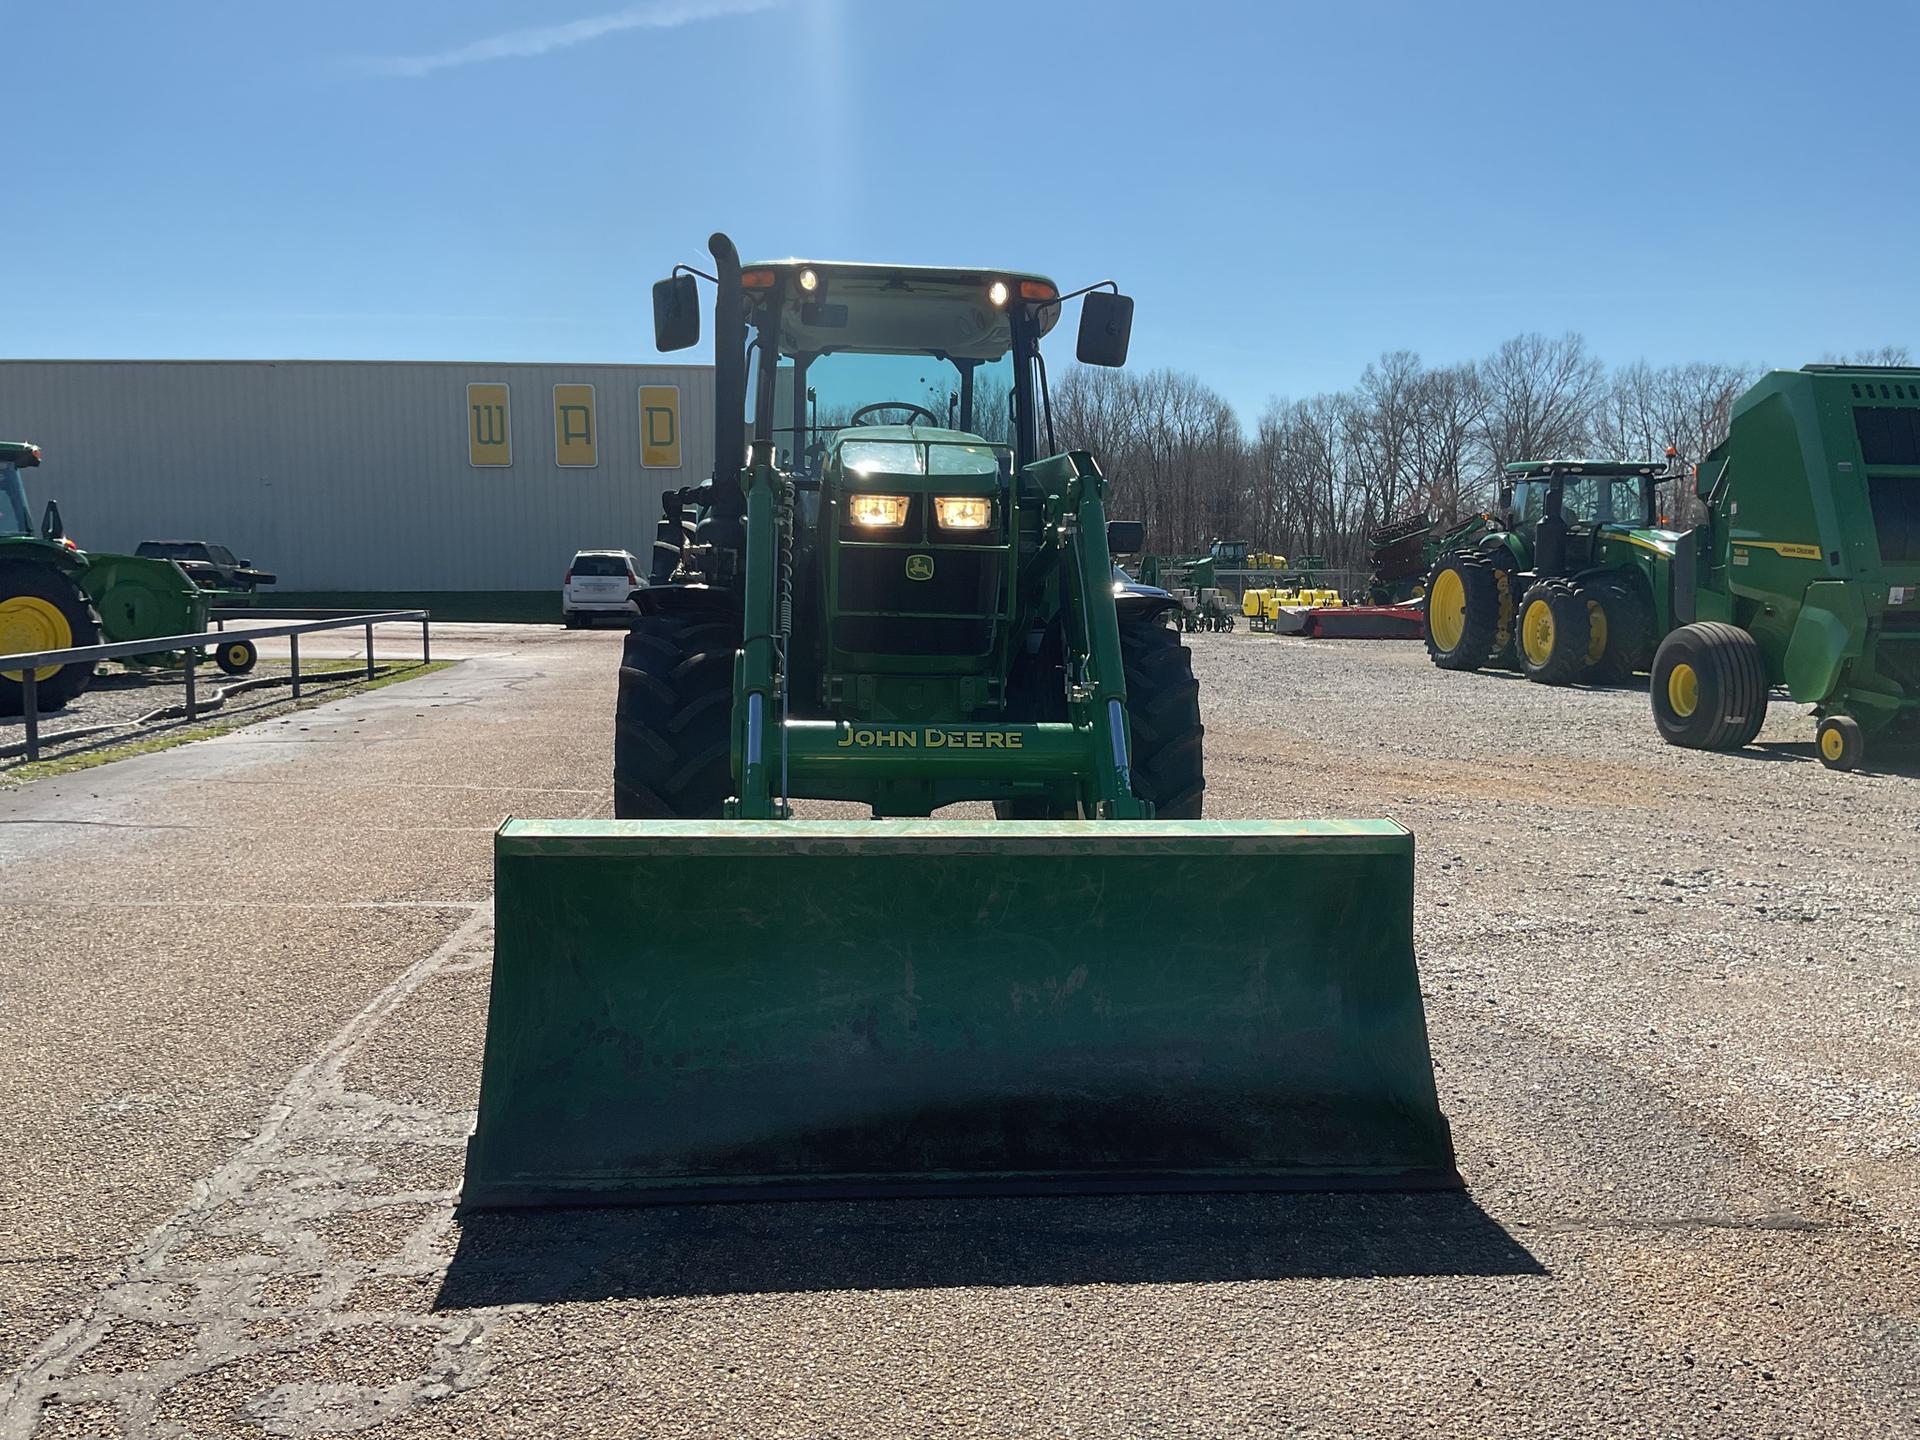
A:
1820 726 1847 763
1585 600 1608 666
226 644 250 667
1522 599 1555 666
1667 662 1699 719
1429 568 1467 651
0 594 72 683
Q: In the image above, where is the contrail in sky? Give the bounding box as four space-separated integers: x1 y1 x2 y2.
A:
362 0 788 77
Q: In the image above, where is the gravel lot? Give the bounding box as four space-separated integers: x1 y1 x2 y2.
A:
1 625 1916 1438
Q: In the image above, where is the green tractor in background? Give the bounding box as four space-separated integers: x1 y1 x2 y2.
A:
460 235 1457 1208
1424 458 1674 685
0 441 256 715
1135 553 1236 631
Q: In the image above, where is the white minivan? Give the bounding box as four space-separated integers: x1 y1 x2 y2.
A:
563 549 644 626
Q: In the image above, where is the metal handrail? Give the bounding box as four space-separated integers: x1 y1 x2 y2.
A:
3 609 432 763
0 610 427 671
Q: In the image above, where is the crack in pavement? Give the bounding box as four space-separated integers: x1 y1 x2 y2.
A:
0 904 510 1440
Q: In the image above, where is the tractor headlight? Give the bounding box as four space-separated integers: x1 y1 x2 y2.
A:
934 496 992 530
848 493 910 528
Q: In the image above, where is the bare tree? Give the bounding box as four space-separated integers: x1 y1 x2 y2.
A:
1477 333 1604 470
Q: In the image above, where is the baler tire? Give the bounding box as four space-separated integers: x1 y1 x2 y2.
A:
1649 622 1769 751
1120 617 1205 818
1587 578 1653 685
1518 578 1593 686
1424 557 1503 671
0 561 100 715
614 612 739 818
1816 715 1864 771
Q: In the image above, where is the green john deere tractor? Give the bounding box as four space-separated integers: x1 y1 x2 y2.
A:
1 443 258 715
1648 365 1920 770
461 235 1458 1207
1136 554 1235 631
1425 459 1673 685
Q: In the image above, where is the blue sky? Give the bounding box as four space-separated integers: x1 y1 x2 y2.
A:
8 0 1916 419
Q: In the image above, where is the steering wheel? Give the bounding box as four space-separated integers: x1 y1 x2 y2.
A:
849 401 942 428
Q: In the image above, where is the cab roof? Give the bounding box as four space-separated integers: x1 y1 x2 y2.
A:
0 441 41 466
1503 458 1664 478
742 259 1062 362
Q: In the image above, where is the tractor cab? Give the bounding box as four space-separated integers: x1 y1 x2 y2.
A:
0 442 45 541
1501 459 1664 574
650 250 1139 735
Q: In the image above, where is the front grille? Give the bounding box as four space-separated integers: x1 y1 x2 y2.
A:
835 546 1001 656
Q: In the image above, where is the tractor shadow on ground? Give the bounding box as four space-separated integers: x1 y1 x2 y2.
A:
435 1189 1543 1306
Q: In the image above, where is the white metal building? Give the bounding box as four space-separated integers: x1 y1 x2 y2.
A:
0 359 716 591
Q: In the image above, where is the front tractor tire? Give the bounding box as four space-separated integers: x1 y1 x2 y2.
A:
1586 578 1653 685
1425 557 1509 671
1517 578 1599 686
1120 617 1205 817
0 561 100 716
613 610 738 818
1649 622 1769 752
994 617 1205 820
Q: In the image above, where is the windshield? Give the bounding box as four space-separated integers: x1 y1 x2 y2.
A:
1516 475 1647 527
0 464 30 538
770 350 1014 474
1560 475 1648 526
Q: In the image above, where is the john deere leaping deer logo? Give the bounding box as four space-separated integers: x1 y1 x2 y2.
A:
905 554 935 582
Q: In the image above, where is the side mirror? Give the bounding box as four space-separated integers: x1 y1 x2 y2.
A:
40 499 63 541
1106 519 1146 556
1076 291 1134 367
239 559 252 568
652 274 701 353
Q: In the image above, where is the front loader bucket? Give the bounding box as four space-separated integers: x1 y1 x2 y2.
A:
463 819 1458 1207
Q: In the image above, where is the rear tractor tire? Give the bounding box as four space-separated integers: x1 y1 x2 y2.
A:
1649 622 1769 751
613 610 739 818
1425 557 1508 672
0 560 100 715
1517 578 1598 686
994 617 1205 820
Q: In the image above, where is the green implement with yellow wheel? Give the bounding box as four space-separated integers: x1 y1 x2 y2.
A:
460 235 1459 1208
1647 366 1920 770
0 442 256 714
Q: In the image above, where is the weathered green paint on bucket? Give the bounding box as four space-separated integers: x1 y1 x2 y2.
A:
463 819 1458 1207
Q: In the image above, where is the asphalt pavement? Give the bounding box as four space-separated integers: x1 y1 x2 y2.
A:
1 624 1916 1438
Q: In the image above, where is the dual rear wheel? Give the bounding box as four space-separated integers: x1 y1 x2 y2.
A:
1514 576 1655 686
